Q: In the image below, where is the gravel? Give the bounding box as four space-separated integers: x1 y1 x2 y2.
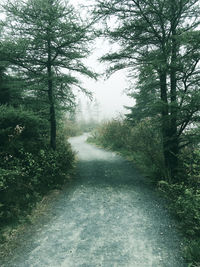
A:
0 134 187 267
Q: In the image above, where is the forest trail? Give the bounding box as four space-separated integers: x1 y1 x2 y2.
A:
1 134 186 267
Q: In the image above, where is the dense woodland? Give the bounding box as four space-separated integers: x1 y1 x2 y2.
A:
0 0 200 266
0 0 96 244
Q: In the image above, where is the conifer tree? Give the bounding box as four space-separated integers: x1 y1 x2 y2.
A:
4 0 96 149
94 0 200 179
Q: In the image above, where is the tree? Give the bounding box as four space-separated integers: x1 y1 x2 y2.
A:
4 0 96 149
94 0 200 180
0 22 24 106
92 98 100 123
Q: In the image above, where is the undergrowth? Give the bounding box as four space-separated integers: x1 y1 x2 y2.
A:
0 105 75 243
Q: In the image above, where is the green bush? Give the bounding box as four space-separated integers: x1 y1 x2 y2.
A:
89 119 131 149
179 148 200 188
89 118 165 182
0 105 75 235
159 180 200 265
0 163 39 225
184 239 200 266
63 119 82 137
0 139 75 227
159 181 200 237
0 105 48 154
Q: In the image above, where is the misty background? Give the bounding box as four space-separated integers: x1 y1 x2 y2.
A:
68 0 135 121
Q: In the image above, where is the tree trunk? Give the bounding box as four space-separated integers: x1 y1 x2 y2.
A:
159 71 171 177
47 39 56 150
169 11 179 179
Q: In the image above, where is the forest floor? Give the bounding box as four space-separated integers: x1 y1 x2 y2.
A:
0 134 187 267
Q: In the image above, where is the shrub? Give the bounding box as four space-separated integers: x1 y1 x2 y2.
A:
62 119 82 137
184 239 200 267
0 140 75 227
159 180 200 264
0 105 48 154
89 118 165 182
179 148 200 188
159 181 200 236
89 119 131 149
0 105 75 234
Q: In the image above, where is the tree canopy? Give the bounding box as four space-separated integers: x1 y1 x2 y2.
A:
94 0 200 179
3 0 96 149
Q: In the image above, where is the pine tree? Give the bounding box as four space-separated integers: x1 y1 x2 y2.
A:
94 0 200 179
4 0 96 149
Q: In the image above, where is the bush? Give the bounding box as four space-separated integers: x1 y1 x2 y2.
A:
159 180 200 265
63 119 82 137
88 119 131 149
179 148 200 188
89 118 165 182
0 139 75 227
0 140 74 224
159 181 200 236
184 239 200 266
0 105 48 154
0 105 75 236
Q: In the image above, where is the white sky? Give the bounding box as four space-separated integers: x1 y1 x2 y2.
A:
69 0 135 119
77 38 135 120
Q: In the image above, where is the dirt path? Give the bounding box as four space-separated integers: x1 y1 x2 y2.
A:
0 134 187 266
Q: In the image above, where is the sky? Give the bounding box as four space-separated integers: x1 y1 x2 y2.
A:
76 38 135 120
69 0 135 120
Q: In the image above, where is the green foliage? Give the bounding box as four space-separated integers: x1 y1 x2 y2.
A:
3 0 96 148
0 105 48 154
0 140 75 228
63 119 83 137
159 180 200 264
184 240 200 267
158 148 200 265
89 119 130 149
159 181 200 237
89 118 165 182
180 149 200 188
0 105 75 240
78 121 100 134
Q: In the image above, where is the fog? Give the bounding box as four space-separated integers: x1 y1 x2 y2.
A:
69 0 135 120
77 39 135 120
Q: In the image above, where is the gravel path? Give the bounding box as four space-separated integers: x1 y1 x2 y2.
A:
0 134 187 267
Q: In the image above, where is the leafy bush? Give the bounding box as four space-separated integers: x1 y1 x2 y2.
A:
159 180 200 265
184 239 200 267
88 119 131 149
0 105 48 154
0 105 75 237
159 181 200 237
0 139 75 227
63 119 82 137
63 118 100 137
89 118 165 182
179 148 200 188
